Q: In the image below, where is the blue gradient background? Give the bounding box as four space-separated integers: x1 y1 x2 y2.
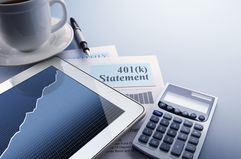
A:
0 66 124 158
0 0 241 158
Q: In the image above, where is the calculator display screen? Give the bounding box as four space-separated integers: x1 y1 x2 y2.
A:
164 92 209 113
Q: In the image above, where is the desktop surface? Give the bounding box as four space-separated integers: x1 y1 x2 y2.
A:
1 0 241 158
65 1 241 159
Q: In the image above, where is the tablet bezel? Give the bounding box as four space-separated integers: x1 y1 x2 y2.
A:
0 57 145 159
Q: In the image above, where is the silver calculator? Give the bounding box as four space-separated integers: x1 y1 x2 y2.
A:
133 83 218 159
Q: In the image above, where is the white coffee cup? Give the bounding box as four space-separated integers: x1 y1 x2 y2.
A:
0 0 67 52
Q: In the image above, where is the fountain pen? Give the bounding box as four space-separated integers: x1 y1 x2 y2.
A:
70 17 90 56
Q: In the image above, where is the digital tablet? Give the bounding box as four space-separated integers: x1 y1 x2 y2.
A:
0 57 145 159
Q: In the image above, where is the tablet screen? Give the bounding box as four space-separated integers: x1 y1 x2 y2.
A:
0 66 124 158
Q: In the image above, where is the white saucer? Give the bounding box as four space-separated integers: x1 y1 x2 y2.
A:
0 18 73 66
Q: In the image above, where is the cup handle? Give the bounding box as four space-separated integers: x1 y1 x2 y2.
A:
50 0 68 33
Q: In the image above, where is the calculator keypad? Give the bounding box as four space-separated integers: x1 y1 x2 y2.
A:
171 139 185 156
185 143 196 153
138 110 203 159
156 125 167 133
138 135 149 143
181 126 191 134
160 142 171 152
183 151 194 159
153 132 163 140
143 128 153 136
178 133 188 141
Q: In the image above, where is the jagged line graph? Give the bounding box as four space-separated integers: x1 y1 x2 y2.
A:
0 66 124 158
0 66 58 157
0 71 59 158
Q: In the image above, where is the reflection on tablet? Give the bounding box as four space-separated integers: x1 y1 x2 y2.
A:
0 66 124 159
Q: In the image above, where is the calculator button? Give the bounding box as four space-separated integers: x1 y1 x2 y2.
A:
166 105 174 112
150 115 159 123
190 113 197 119
194 123 204 131
184 120 193 127
143 128 153 136
181 126 191 134
174 108 181 115
185 143 196 153
191 130 201 138
160 119 170 127
167 129 177 137
170 122 180 130
160 142 171 152
146 121 156 130
164 135 174 144
138 135 149 144
153 110 163 117
182 151 194 159
153 131 163 140
173 117 183 124
164 113 172 120
171 140 185 157
198 115 205 121
182 111 189 117
188 136 199 145
158 101 167 109
156 125 167 133
178 133 188 141
149 138 160 148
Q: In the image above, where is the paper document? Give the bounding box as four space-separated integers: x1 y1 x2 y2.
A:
58 45 118 59
65 56 164 159
68 56 164 103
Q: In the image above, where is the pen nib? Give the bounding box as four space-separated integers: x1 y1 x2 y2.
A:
84 50 91 56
